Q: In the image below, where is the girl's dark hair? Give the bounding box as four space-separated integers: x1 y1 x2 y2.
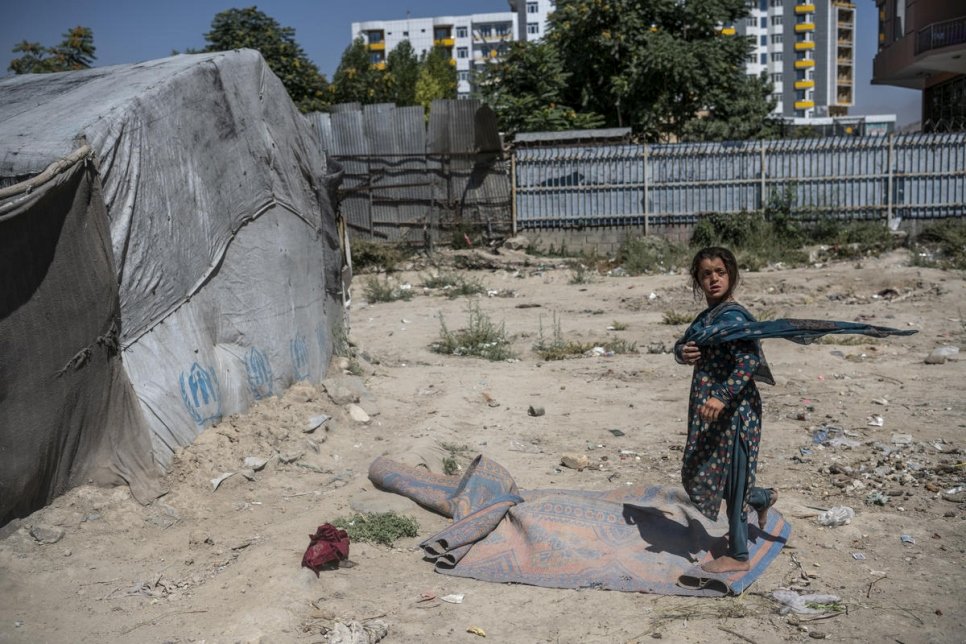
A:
690 246 740 301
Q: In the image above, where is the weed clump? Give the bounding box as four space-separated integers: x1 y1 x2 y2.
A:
351 240 410 273
662 310 692 325
363 277 414 303
618 236 690 275
331 512 419 546
911 219 966 269
431 303 515 361
421 272 486 298
533 313 637 360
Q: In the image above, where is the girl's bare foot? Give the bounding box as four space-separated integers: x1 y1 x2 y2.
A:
701 556 751 573
757 488 778 530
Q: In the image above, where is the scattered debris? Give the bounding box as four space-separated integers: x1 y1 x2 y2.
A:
301 524 350 575
244 456 268 471
210 472 234 492
772 589 844 615
306 414 331 433
321 618 389 644
867 415 884 427
466 626 486 637
527 405 545 417
900 534 916 545
440 593 464 604
816 506 854 527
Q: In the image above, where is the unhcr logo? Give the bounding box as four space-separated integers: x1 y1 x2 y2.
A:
179 362 222 425
291 333 309 381
245 347 273 400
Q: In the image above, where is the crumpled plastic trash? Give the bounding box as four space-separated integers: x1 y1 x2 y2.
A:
323 618 389 644
772 589 842 615
816 506 854 526
302 523 350 575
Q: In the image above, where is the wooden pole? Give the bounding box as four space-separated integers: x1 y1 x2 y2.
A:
510 151 517 236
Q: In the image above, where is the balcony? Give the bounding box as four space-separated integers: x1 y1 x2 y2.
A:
721 27 736 36
795 4 815 14
795 41 815 51
794 59 816 69
795 100 815 110
837 57 853 65
368 42 385 51
916 16 966 56
795 23 815 33
372 62 386 70
434 38 455 48
794 79 815 89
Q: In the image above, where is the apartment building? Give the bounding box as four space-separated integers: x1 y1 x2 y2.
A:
351 12 518 98
872 1 966 130
732 0 856 120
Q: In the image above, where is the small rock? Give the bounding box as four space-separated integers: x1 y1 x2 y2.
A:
561 453 590 471
925 346 959 364
305 414 331 433
29 525 65 545
528 405 545 417
333 356 351 371
503 234 530 250
278 452 303 464
244 456 268 471
346 404 370 424
210 472 234 491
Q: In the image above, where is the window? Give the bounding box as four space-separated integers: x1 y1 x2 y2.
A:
367 31 383 43
527 1 539 13
496 24 511 35
760 17 768 28
480 26 492 36
760 53 767 64
403 31 409 37
456 26 467 38
434 28 450 40
457 47 468 59
773 34 783 44
772 51 783 62
747 54 757 64
770 0 782 6
760 35 768 45
458 71 469 81
771 72 783 83
773 15 783 26
527 22 539 35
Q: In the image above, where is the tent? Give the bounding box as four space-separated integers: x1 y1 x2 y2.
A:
0 50 345 525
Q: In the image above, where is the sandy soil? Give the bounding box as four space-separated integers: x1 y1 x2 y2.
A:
1 248 964 644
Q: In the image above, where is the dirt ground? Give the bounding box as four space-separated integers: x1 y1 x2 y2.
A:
1 247 964 644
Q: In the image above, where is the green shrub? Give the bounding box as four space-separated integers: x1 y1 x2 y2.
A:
363 276 414 303
431 303 515 361
911 219 966 270
331 512 419 546
618 236 690 275
421 272 486 298
351 239 408 273
662 309 692 325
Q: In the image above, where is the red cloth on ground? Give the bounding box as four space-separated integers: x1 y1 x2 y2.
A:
301 523 349 574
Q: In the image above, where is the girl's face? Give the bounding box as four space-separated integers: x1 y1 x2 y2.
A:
698 257 730 306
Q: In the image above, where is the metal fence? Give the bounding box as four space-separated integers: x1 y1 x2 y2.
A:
513 133 966 231
312 100 511 244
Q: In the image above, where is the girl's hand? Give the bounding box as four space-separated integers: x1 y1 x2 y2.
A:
698 397 725 422
681 341 701 365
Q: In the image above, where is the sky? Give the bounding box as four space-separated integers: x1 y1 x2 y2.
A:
0 0 922 126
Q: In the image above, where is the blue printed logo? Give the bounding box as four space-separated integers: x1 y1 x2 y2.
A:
291 333 309 381
179 362 222 425
245 347 273 400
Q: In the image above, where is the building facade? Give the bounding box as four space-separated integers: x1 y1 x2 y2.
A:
872 0 966 131
351 12 518 98
732 0 856 119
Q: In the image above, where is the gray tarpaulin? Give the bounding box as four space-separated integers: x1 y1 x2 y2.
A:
0 50 343 525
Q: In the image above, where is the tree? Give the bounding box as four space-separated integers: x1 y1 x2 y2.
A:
331 37 387 104
385 40 420 106
414 45 457 113
476 41 604 136
203 6 329 113
9 26 96 74
548 0 773 142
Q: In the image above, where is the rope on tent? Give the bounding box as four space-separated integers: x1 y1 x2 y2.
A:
0 144 92 200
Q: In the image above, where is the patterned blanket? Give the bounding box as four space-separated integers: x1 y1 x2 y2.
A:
369 455 791 596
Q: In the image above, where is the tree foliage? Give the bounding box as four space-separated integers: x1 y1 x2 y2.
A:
414 46 458 113
477 41 604 136
8 26 96 74
332 37 387 104
385 41 420 107
203 6 329 113
547 0 774 142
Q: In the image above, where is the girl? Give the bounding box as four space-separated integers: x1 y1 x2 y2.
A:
673 247 776 573
673 246 915 573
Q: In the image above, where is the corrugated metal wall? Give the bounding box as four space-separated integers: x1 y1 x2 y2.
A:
513 132 966 229
311 100 511 243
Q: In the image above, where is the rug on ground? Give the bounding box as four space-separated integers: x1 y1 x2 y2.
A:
368 455 791 596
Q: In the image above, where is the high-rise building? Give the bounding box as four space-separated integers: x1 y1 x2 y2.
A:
351 12 518 98
872 1 966 131
731 0 856 120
